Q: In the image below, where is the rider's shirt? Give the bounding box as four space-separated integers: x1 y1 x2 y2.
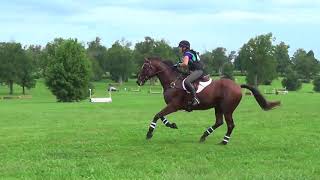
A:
183 50 203 71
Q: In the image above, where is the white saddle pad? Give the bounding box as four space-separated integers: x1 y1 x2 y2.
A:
182 78 212 93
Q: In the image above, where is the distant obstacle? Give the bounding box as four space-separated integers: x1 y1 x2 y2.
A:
130 86 141 92
264 88 288 95
89 89 112 103
148 87 163 94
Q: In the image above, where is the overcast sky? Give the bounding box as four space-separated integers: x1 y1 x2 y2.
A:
1 0 319 57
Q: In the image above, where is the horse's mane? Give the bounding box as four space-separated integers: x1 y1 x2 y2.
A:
146 57 181 75
162 60 175 67
147 57 175 67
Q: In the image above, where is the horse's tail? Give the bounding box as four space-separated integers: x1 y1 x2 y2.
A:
241 84 281 111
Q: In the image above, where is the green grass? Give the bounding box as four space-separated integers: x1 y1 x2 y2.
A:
0 78 319 179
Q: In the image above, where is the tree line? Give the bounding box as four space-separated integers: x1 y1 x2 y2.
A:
0 33 319 101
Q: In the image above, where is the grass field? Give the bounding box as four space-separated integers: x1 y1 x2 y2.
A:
0 78 320 179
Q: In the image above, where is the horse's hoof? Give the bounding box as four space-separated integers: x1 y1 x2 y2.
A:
146 133 153 140
171 123 178 129
199 136 206 143
219 141 228 145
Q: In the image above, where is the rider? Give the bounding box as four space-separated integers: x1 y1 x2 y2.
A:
177 40 204 106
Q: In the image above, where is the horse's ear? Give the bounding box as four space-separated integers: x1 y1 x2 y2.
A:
144 58 150 63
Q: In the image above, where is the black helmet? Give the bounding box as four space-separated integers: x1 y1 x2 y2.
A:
178 40 190 49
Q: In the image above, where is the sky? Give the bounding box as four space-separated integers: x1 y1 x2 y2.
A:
0 0 319 58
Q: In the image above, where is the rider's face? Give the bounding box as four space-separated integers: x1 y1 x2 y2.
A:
179 47 186 53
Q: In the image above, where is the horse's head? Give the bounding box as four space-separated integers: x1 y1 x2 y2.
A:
136 58 158 86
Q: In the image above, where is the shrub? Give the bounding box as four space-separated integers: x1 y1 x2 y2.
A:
313 76 320 92
44 39 92 102
281 70 301 91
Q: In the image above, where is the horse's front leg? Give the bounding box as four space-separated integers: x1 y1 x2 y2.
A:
160 116 178 129
146 104 178 140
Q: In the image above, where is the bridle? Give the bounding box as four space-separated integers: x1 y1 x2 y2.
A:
139 61 183 88
140 61 174 80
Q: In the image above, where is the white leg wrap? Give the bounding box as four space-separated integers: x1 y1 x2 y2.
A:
206 127 214 134
150 122 156 129
162 118 169 125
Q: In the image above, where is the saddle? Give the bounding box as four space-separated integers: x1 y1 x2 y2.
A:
182 75 212 93
193 75 210 89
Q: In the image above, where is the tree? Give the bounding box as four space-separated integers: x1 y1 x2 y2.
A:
133 37 178 72
152 39 177 61
292 49 320 82
200 51 214 75
281 68 302 91
87 37 107 81
42 38 65 76
274 42 291 75
133 37 156 70
228 51 237 62
0 42 25 94
238 33 278 87
105 40 134 84
44 38 92 102
313 76 320 92
26 45 43 78
234 46 248 73
16 48 36 94
222 62 234 80
212 47 229 75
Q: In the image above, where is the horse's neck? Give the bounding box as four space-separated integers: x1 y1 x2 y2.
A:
155 63 179 90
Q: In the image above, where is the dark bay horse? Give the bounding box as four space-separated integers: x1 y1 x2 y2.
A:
137 57 280 145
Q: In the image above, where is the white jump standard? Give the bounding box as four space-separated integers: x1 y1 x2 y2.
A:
89 89 112 103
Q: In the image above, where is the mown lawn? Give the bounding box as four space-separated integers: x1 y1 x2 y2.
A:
0 78 319 179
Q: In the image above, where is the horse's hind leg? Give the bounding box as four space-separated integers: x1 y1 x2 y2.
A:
160 116 178 129
199 107 224 142
220 113 235 145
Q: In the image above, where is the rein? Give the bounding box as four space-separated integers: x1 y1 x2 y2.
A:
144 63 176 80
149 66 173 77
142 61 185 90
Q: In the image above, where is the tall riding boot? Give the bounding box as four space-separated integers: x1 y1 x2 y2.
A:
185 82 200 106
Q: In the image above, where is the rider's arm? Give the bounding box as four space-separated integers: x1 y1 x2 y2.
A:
180 56 189 68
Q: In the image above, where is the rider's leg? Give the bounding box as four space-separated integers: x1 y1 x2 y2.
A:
184 70 203 105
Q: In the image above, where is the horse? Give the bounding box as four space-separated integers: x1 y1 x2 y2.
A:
136 57 280 145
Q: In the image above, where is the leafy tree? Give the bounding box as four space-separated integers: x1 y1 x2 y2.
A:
152 39 177 61
133 37 178 72
238 33 277 87
212 47 229 75
44 38 92 102
200 51 214 75
133 37 155 70
313 76 320 92
26 45 43 78
292 49 320 82
0 42 25 94
274 42 291 75
200 48 229 75
234 45 248 73
42 38 65 76
228 51 237 62
16 49 36 94
87 37 107 81
281 68 302 91
105 40 134 84
221 62 234 80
